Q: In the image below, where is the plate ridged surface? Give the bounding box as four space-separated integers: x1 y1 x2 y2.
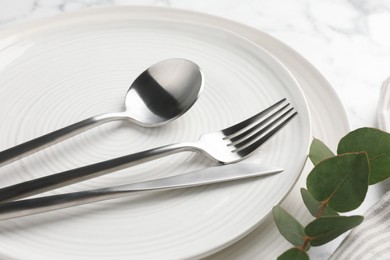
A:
0 8 310 259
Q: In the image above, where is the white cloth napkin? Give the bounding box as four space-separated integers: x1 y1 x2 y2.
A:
329 190 390 259
330 77 390 259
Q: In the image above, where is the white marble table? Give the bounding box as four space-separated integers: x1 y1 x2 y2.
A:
0 0 389 259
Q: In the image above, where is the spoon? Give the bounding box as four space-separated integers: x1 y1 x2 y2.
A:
0 58 203 167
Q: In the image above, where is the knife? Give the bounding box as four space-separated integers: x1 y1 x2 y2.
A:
0 163 282 220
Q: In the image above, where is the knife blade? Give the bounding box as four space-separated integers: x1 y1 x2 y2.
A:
0 163 282 220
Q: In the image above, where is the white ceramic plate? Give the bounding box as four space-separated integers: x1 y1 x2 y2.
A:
0 7 311 259
378 76 390 131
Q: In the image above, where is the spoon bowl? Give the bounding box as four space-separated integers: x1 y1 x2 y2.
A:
0 58 203 166
125 58 203 126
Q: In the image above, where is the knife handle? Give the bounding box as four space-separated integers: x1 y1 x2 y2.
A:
0 164 281 220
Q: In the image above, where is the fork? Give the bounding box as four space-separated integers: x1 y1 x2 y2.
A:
0 99 297 202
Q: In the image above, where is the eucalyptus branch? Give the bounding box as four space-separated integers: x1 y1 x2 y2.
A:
273 128 390 260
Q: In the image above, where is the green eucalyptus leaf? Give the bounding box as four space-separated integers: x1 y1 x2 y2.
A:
309 138 335 165
273 206 305 246
277 248 309 260
300 188 338 217
305 215 363 246
337 127 390 184
306 153 369 212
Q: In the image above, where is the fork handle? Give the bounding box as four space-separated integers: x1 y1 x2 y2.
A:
0 112 127 167
0 142 198 202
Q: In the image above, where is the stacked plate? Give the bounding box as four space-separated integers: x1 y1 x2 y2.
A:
0 7 349 259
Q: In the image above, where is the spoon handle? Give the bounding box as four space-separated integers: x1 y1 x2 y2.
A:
0 112 126 167
0 142 198 202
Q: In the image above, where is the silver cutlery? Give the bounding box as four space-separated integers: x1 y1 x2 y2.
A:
0 163 282 221
0 58 203 167
0 99 297 202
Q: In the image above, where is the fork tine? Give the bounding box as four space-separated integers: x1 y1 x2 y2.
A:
222 98 287 136
233 110 298 156
228 103 292 144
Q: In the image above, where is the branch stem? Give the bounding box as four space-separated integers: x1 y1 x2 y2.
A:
299 200 329 251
